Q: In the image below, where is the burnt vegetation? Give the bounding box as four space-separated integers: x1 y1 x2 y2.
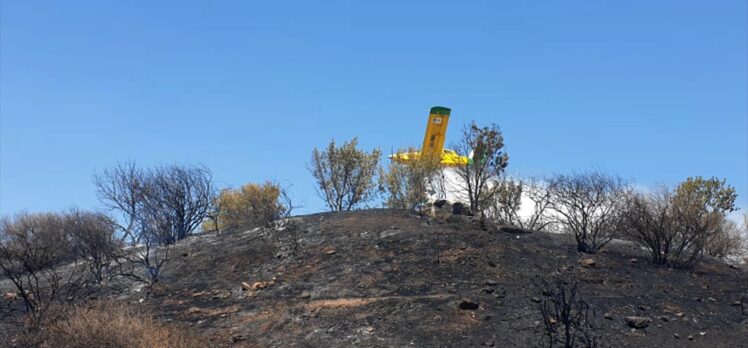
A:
537 276 598 348
1 121 746 347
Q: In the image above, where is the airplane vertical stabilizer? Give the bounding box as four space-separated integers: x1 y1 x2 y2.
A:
421 106 451 157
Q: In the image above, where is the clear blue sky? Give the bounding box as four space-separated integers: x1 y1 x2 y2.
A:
1 1 747 216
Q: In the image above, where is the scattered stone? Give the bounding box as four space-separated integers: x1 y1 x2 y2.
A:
300 291 312 299
675 312 685 317
578 258 596 268
483 340 495 346
4 292 17 301
459 299 479 310
231 335 248 343
484 279 498 286
638 305 649 311
251 280 274 290
182 252 189 257
731 300 742 306
707 297 716 303
321 246 337 255
211 291 231 300
699 332 706 336
660 315 670 322
481 287 495 294
241 282 252 291
629 258 638 263
673 333 680 339
379 229 401 238
687 335 694 341
624 316 652 329
604 312 613 320
531 297 541 303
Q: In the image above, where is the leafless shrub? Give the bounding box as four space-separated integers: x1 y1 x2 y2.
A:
379 148 443 210
275 186 304 257
705 218 746 262
538 276 598 348
486 177 556 232
93 161 147 245
622 177 738 268
145 164 215 243
620 189 674 265
115 222 172 285
452 122 509 217
309 138 381 211
94 162 216 245
0 213 85 325
19 301 210 348
64 209 120 285
546 171 629 253
93 162 216 284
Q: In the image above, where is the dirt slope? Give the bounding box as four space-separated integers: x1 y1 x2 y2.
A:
128 210 747 347
4 210 748 347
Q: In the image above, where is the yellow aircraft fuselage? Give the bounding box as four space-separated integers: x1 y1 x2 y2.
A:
390 106 469 167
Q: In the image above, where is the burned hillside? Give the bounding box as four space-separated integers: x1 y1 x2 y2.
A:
4 209 745 347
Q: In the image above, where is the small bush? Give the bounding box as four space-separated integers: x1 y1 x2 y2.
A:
485 177 556 232
546 171 629 253
0 212 82 324
206 181 289 231
379 148 443 210
309 138 381 211
538 276 598 348
24 301 209 348
705 218 746 262
64 209 120 284
621 177 738 268
486 179 524 226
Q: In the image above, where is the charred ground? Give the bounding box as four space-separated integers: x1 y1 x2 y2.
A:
3 209 747 347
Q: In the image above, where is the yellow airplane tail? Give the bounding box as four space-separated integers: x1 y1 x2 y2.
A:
421 106 451 157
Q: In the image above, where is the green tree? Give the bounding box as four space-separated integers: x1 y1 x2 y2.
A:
309 138 381 211
379 148 442 210
453 122 509 217
622 176 738 267
204 181 287 231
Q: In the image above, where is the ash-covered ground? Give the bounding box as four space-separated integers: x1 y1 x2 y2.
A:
3 209 747 347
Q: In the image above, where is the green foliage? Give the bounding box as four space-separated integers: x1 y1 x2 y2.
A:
309 138 381 211
623 176 740 268
488 179 523 224
454 122 509 215
204 181 287 231
379 148 442 210
673 176 737 215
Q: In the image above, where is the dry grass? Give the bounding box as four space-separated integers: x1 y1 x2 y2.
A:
21 301 210 348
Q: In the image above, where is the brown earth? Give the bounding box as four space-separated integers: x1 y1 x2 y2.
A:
2 209 747 347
